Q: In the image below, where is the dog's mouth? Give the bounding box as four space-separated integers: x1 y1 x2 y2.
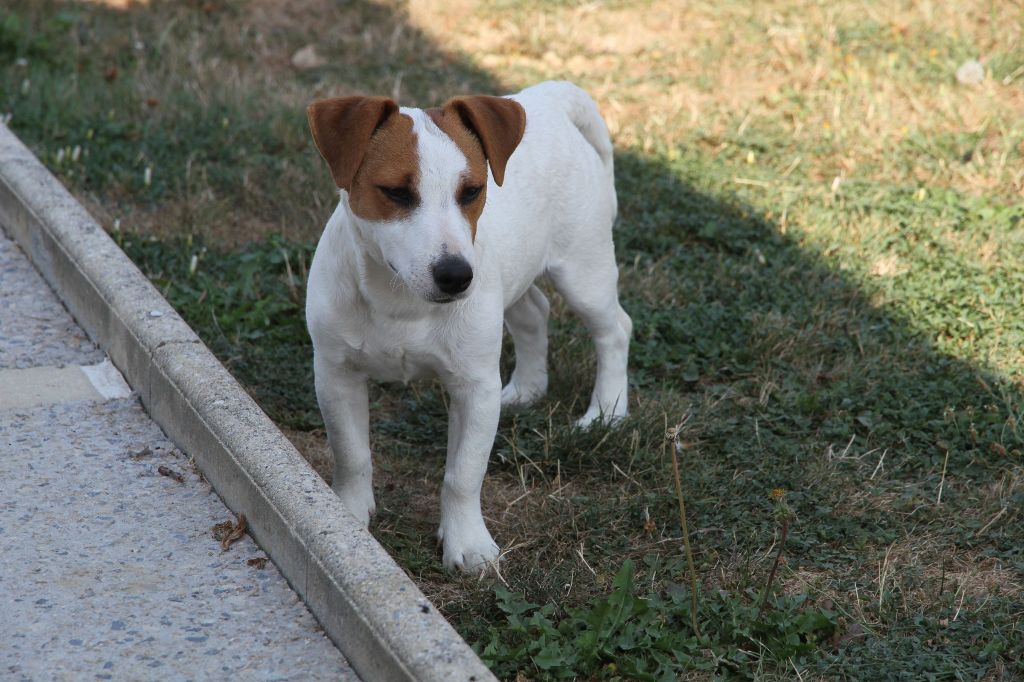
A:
425 291 466 305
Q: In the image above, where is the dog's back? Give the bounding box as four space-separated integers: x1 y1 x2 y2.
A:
528 80 615 185
478 81 619 308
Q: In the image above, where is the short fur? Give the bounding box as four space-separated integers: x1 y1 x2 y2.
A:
306 81 631 573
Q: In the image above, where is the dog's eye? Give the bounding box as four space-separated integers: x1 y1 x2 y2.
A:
378 186 417 208
458 185 483 206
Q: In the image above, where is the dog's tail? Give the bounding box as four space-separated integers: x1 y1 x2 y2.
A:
540 81 615 180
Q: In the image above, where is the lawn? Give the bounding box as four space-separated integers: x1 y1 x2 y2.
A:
3 0 1023 679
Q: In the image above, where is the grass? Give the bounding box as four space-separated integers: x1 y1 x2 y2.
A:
3 0 1023 679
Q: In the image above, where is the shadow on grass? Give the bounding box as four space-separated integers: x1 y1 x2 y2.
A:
4 1 1022 679
0 0 500 241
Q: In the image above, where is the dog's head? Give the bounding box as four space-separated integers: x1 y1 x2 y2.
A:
307 95 526 303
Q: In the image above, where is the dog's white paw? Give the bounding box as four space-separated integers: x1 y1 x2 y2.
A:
332 480 376 527
575 406 627 429
438 517 500 575
500 379 547 408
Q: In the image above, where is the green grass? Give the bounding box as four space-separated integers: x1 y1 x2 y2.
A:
115 149 1024 679
480 558 838 679
3 1 1023 679
116 231 321 428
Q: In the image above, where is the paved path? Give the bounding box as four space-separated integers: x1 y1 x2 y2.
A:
0 230 357 681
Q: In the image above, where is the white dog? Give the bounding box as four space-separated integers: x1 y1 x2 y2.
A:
305 81 631 573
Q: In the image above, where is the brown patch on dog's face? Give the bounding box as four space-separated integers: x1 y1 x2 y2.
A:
426 107 488 240
348 113 421 222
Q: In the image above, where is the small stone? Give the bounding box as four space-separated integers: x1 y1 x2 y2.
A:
956 59 984 85
291 45 327 71
147 310 163 318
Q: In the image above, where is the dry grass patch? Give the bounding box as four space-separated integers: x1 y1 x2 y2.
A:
410 0 1024 198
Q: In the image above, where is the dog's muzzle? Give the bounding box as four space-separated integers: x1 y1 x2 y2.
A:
431 255 473 297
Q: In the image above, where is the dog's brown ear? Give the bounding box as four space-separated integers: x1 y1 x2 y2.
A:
307 96 399 190
443 96 526 186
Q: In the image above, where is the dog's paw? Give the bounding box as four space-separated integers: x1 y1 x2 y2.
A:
332 480 376 527
438 518 500 575
575 406 627 429
500 379 547 408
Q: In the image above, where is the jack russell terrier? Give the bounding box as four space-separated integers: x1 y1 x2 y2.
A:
305 81 631 573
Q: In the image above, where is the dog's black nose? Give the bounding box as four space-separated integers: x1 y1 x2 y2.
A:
432 256 473 296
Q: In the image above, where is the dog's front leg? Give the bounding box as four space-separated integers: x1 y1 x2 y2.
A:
438 371 502 574
314 354 375 526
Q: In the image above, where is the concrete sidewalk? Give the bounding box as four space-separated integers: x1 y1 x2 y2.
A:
0 230 356 680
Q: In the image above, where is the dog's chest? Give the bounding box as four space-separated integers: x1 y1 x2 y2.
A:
344 314 450 383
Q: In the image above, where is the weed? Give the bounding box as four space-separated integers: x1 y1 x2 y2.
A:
757 489 793 620
668 418 701 638
480 557 837 680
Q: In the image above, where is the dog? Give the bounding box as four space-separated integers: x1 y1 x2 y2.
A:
305 81 631 573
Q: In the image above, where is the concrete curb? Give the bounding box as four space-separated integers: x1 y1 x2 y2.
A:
0 124 495 682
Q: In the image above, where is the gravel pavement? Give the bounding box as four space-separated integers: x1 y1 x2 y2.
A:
0 230 357 681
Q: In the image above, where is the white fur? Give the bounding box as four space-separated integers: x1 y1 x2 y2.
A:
306 81 631 574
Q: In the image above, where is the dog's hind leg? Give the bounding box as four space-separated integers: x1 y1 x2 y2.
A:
549 248 631 428
314 353 375 525
501 284 550 407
